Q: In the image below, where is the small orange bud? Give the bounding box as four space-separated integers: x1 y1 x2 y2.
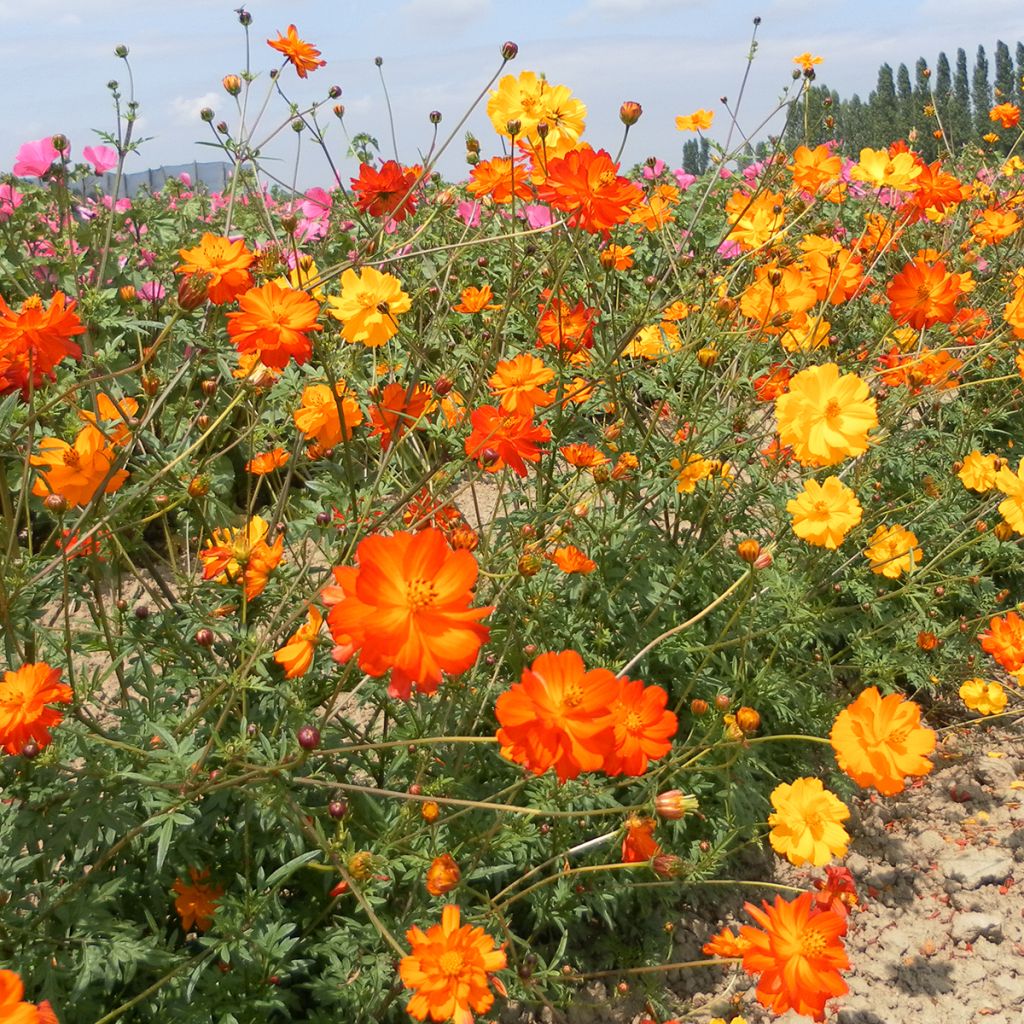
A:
735 706 760 735
916 631 939 651
696 345 719 369
619 101 643 126
518 553 543 577
690 698 709 716
187 475 210 499
421 801 440 823
119 284 136 302
425 853 461 896
449 525 479 551
995 521 1015 541
222 74 242 96
736 539 761 563
177 273 210 311
655 790 699 820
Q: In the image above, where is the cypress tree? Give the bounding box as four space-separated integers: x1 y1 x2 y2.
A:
1015 42 1024 108
995 40 1014 102
870 64 899 143
951 47 972 147
934 51 952 148
972 44 991 136
896 63 914 137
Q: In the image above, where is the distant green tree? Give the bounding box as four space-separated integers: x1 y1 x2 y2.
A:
1016 42 1024 108
912 58 936 159
972 45 992 136
681 137 710 176
896 63 914 137
869 64 899 143
934 52 953 149
951 48 973 148
995 40 1015 102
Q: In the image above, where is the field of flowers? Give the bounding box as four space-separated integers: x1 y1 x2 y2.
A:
1 14 1024 1024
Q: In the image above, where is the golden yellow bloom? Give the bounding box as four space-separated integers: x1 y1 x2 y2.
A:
486 70 586 158
959 678 1007 716
792 52 824 72
326 266 411 347
787 477 863 549
994 459 1024 534
958 450 999 492
864 524 922 579
675 109 714 132
849 148 922 191
768 777 850 867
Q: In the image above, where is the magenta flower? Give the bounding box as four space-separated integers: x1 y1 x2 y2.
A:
672 169 697 191
138 281 165 302
0 184 23 221
455 200 481 227
642 158 665 180
13 136 66 177
83 145 118 174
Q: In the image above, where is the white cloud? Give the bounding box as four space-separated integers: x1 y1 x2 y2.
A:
167 92 220 129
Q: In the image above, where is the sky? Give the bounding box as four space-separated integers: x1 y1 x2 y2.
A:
3 0 1024 191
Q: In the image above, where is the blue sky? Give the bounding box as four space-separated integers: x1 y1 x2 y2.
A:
3 0 1024 190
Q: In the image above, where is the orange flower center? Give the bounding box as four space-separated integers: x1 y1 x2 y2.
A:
21 295 43 312
62 449 80 468
810 499 831 517
623 710 644 733
597 170 616 189
561 682 585 708
824 399 842 420
799 926 828 959
438 950 464 976
406 578 438 609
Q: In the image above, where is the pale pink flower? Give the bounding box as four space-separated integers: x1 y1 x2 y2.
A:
520 204 553 229
13 136 64 177
83 145 118 174
672 169 697 191
455 200 481 227
0 184 23 221
643 158 666 180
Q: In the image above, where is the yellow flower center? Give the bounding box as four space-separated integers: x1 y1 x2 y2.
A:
799 927 827 959
438 950 464 976
406 578 438 609
623 710 644 733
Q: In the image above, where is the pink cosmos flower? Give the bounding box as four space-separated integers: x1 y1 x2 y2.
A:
643 158 666 180
455 200 481 227
83 145 118 174
717 238 742 259
138 281 165 302
0 184 23 221
520 204 553 229
179 172 192 187
13 136 65 177
672 169 697 191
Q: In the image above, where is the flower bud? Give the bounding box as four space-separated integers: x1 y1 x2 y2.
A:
450 525 479 551
200 108 214 123
43 493 68 514
237 7 251 26
119 285 136 302
291 119 305 133
995 520 1015 541
690 698 709 715
501 41 519 60
328 799 348 819
329 85 342 99
714 693 730 711
735 706 760 735
506 119 521 136
297 725 321 750
333 104 345 119
195 628 215 648
347 852 374 879
177 272 210 311
655 790 699 820
535 121 549 139
114 44 129 58
429 110 442 125
619 101 642 126
374 56 383 67
652 854 685 878
696 345 719 369
222 74 242 96
736 539 761 563
421 800 440 823
187 475 210 499
425 853 461 895
518 553 543 577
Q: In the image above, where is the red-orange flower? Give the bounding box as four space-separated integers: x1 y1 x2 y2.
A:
245 448 290 475
886 257 961 329
350 160 419 222
466 156 532 204
990 102 1021 129
740 893 849 1020
368 382 433 450
979 611 1024 673
753 364 791 402
267 24 326 78
172 868 224 932
548 545 597 574
273 606 323 679
399 905 507 1024
0 292 84 395
495 650 619 782
621 815 661 862
464 405 551 476
0 662 72 755
199 515 284 602
453 284 502 314
0 969 45 1024
560 442 608 468
176 233 254 305
603 677 677 777
536 291 598 354
31 425 128 508
489 353 554 416
535 146 641 235
226 281 321 370
324 529 492 700
702 925 750 958
425 854 461 896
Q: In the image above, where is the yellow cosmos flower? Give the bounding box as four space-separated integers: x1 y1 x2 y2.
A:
675 109 714 132
787 476 863 549
768 777 850 867
849 147 922 191
775 363 878 468
959 678 1007 716
864 524 922 579
957 450 999 492
326 266 411 347
994 459 1024 534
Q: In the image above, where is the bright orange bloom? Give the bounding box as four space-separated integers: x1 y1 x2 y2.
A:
793 52 824 72
267 24 326 77
603 677 677 777
902 160 968 218
495 650 619 782
787 476 863 549
453 284 502 314
0 292 84 395
800 246 864 305
425 854 461 897
863 524 922 578
972 207 1021 245
489 353 554 416
601 244 634 270
245 448 290 475
199 515 284 601
273 606 323 679
350 160 419 222
466 156 532 204
368 382 433 450
990 102 1021 129
753 364 790 402
740 893 849 1019
464 405 551 476
702 926 750 958
227 281 321 369
536 290 597 354
886 257 961 328
979 611 1024 673
293 382 364 449
724 190 786 250
768 778 850 867
172 868 223 932
621 816 661 862
830 687 935 795
675 109 714 131
31 425 128 508
535 146 641 235
548 545 597 574
628 184 678 231
326 266 411 348
0 970 45 1024
78 393 139 448
324 528 492 700
738 262 817 332
849 147 922 191
176 233 254 305
400 905 507 1024
0 662 72 756
560 442 608 468
876 346 962 393
789 144 842 198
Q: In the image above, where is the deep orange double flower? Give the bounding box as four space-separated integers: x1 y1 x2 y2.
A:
535 145 641 235
227 281 322 369
351 160 419 222
267 25 326 78
176 233 253 305
0 292 84 395
31 425 128 508
464 405 551 476
0 662 72 756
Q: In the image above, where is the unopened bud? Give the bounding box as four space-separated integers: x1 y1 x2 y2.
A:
51 134 69 155
501 41 519 60
119 285 136 302
328 85 342 99
43 493 68 514
333 103 345 118
736 539 761 563
735 706 761 735
114 44 129 58
696 345 719 369
655 790 698 820
429 110 442 125
177 273 210 311
506 119 521 136
619 101 643 126
200 107 214 123
222 74 241 96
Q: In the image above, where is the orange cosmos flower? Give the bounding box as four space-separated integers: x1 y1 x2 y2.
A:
990 102 1021 129
703 925 750 958
0 662 72 756
994 458 1024 534
0 969 46 1024
536 290 598 354
560 442 608 469
753 364 790 402
200 515 284 601
350 160 419 222
768 778 850 867
172 868 224 932
972 207 1021 245
675 109 714 131
176 233 254 305
31 425 127 508
425 854 461 897
863 524 922 578
273 606 323 679
876 346 962 393
466 156 532 204
740 893 849 1020
453 284 502 314
227 281 321 370
601 243 635 270
0 291 84 396
979 611 1024 673
535 146 641 235
787 476 863 549
886 257 961 328
830 687 935 795
724 189 786 250
324 528 492 700
800 246 863 304
775 363 877 468
294 382 364 449
738 262 817 332
78 393 139 448
621 815 661 862
548 545 597 575
464 405 551 476
793 52 824 72
488 353 554 416
245 448 290 475
267 24 325 77
368 382 433 450
849 147 922 191
495 649 619 782
789 144 843 198
603 677 677 777
400 905 507 1024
